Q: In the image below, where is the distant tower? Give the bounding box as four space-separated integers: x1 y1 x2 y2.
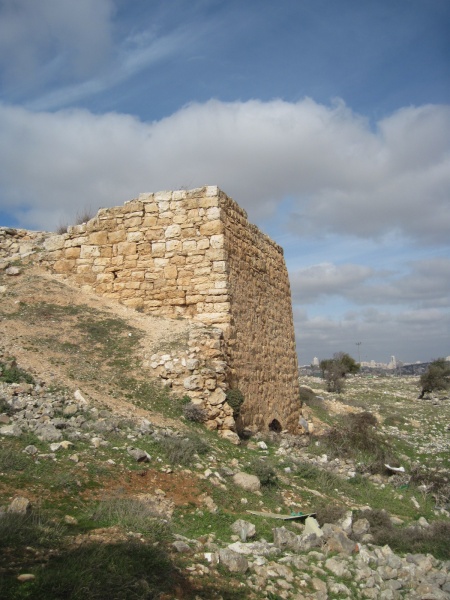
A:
389 355 396 369
312 357 319 367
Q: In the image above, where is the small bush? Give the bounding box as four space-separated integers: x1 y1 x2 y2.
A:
250 458 278 487
0 360 34 384
0 397 13 415
316 502 347 526
158 434 209 466
75 207 95 225
323 411 397 474
0 447 29 471
183 402 208 423
409 466 450 507
226 389 244 417
88 498 171 536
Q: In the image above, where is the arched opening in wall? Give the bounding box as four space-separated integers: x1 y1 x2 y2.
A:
268 419 282 433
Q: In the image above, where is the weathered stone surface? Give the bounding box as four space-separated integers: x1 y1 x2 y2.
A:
8 496 31 514
231 519 256 541
219 548 249 573
232 472 261 492
38 187 301 434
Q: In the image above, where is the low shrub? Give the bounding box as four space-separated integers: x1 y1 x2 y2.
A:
0 359 34 384
409 466 450 508
87 498 171 536
323 411 398 474
250 458 278 487
158 434 209 466
315 502 347 526
183 402 208 423
0 447 30 471
225 389 244 418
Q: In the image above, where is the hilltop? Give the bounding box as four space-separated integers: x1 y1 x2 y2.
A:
1 255 450 599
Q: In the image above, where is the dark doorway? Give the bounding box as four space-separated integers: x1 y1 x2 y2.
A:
268 419 282 433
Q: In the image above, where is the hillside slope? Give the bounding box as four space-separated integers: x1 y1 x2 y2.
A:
1 259 450 599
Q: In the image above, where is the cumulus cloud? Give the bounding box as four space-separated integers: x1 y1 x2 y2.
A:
0 97 449 245
292 257 450 307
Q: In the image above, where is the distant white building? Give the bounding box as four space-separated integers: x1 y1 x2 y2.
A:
312 357 319 367
388 355 397 369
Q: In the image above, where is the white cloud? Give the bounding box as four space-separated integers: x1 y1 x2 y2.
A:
290 263 374 303
1 97 448 245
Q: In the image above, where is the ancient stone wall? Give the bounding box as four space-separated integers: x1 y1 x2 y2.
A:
219 195 301 433
35 186 300 433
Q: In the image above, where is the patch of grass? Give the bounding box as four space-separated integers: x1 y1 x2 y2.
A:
0 541 179 600
157 434 209 466
0 510 66 551
86 498 171 537
0 447 30 471
0 360 34 385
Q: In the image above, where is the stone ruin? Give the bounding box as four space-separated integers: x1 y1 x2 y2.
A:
1 186 301 438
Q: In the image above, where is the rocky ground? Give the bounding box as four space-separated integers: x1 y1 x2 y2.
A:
1 236 450 599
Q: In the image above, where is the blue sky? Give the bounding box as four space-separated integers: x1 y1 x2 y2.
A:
0 0 449 364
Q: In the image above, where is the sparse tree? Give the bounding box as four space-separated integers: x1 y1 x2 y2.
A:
418 358 450 399
320 352 360 393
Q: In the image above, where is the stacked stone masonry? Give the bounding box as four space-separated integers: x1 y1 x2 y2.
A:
4 187 301 433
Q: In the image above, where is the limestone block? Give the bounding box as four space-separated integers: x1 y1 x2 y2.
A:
122 298 144 309
165 224 181 239
166 239 182 252
138 193 154 202
144 202 159 213
117 241 137 255
65 247 81 259
205 185 219 197
197 238 210 250
164 265 177 279
123 200 143 213
123 216 142 228
108 230 126 243
145 228 164 239
208 388 226 406
151 242 166 257
53 259 76 273
155 191 172 202
210 234 224 249
212 261 227 273
213 302 230 312
185 294 203 305
127 231 143 242
89 231 108 245
44 235 66 251
199 220 222 236
205 248 226 262
182 240 197 252
65 235 88 247
172 189 187 201
143 216 158 226
100 246 113 258
181 227 196 239
154 258 168 267
184 375 204 390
